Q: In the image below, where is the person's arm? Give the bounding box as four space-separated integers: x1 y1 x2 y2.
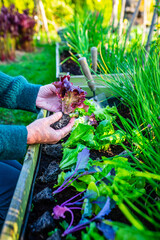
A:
0 113 75 160
0 125 27 160
0 71 41 113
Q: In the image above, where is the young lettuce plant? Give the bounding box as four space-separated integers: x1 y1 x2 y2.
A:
53 75 87 114
53 147 90 195
52 190 86 234
51 75 87 130
53 181 115 238
61 195 115 237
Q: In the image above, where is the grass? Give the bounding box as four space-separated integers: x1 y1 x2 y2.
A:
0 43 56 126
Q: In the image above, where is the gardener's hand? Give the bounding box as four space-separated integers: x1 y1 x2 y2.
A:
26 112 74 145
36 84 61 112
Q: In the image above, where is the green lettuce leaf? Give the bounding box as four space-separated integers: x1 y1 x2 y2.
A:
98 130 126 145
95 119 114 137
63 123 97 148
71 175 96 192
82 222 106 240
59 144 86 170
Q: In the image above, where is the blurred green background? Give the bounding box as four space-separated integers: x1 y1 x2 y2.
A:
0 44 56 125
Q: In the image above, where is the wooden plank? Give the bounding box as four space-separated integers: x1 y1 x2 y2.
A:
56 42 60 79
0 109 47 240
70 73 129 84
58 72 129 85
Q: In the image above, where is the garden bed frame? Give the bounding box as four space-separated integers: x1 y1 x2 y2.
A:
0 42 129 240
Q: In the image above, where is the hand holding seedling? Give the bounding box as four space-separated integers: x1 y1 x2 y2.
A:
29 75 86 144
36 84 61 112
26 112 75 144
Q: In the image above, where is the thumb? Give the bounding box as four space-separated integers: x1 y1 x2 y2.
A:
49 83 57 93
46 112 63 124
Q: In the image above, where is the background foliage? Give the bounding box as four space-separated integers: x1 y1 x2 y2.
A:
1 0 120 28
0 44 56 125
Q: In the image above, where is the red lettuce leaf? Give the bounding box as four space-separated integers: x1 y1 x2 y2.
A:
53 75 87 114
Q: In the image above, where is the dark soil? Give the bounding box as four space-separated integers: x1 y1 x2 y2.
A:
50 114 70 130
60 51 82 75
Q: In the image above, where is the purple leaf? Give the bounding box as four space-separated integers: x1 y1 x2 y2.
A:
95 197 111 219
97 222 115 240
53 205 68 219
76 147 90 170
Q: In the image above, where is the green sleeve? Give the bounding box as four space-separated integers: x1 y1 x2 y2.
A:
0 125 28 160
0 71 41 113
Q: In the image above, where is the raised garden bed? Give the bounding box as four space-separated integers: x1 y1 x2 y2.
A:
23 44 132 240
1 43 157 240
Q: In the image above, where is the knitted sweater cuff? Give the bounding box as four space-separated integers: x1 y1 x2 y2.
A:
16 78 41 113
0 72 41 113
0 125 28 160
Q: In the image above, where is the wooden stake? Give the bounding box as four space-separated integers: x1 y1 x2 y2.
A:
91 47 97 72
119 0 127 40
110 0 119 29
145 1 158 54
142 0 147 45
39 0 51 43
124 0 142 49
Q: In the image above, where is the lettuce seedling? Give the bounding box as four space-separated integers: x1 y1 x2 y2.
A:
53 147 90 195
62 196 114 236
52 191 86 233
53 75 87 114
52 191 115 238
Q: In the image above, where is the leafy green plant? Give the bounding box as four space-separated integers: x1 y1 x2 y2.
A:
59 101 125 170
81 222 106 240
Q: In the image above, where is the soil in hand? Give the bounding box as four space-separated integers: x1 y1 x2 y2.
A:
50 113 70 130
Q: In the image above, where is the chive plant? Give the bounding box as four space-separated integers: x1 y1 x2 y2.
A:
97 29 146 74
63 10 109 66
100 52 160 171
64 13 90 59
98 51 160 232
63 10 145 74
